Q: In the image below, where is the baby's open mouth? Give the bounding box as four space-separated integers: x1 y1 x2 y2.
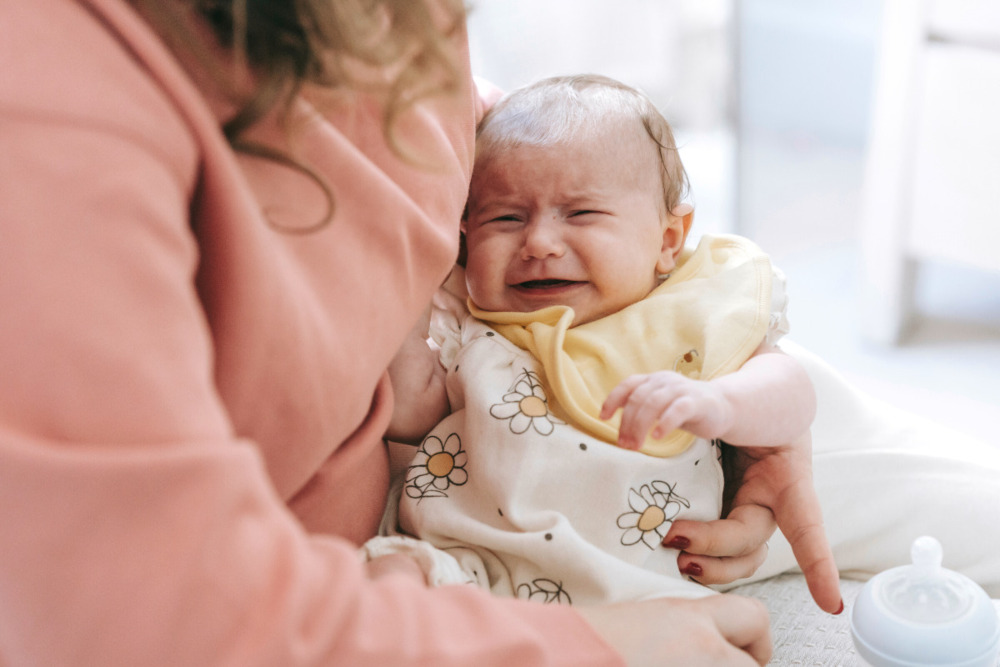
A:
517 279 579 289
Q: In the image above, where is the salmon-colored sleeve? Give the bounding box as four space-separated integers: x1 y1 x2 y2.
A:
0 1 621 664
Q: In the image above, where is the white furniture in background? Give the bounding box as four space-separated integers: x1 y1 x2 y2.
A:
860 0 1000 344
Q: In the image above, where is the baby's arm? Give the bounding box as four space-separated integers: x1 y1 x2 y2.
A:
385 311 450 444
605 348 841 612
601 342 816 450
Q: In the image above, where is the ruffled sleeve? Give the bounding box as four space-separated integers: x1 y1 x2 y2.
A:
766 264 791 346
429 266 473 369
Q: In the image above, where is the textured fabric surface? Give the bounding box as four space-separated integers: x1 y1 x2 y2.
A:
734 574 1000 666
735 575 864 665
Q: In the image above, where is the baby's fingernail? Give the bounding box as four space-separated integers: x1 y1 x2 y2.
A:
663 536 691 550
833 599 845 615
681 563 703 577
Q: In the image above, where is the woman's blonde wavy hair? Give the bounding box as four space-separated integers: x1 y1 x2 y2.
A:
128 0 466 232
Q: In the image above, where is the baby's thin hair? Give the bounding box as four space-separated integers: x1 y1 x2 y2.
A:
476 74 690 212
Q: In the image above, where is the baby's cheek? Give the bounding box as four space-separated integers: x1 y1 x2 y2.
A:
463 272 497 312
465 248 507 302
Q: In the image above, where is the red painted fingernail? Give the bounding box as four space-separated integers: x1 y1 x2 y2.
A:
663 536 691 550
833 599 845 615
681 563 703 577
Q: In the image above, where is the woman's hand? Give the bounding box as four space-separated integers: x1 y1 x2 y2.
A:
663 500 775 587
662 433 843 615
576 594 772 666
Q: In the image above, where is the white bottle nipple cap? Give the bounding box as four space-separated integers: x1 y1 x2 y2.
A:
851 536 1000 667
881 536 969 624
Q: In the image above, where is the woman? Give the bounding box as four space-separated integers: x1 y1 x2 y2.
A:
0 1 816 663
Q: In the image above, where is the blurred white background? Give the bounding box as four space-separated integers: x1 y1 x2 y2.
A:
467 0 1000 443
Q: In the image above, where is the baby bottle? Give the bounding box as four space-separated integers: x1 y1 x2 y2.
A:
851 536 1000 667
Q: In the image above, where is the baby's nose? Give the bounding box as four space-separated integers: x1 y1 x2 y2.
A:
520 218 566 260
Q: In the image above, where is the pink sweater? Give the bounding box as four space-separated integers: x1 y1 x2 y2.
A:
0 0 619 663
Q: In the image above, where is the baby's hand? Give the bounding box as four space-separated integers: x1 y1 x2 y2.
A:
365 553 428 584
601 372 734 449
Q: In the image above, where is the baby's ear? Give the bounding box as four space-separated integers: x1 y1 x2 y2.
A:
656 203 694 274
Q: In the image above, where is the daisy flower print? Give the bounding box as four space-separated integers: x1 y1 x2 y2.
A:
405 433 468 501
617 481 691 550
490 369 564 436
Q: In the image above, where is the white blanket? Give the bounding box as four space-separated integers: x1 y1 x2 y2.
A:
739 340 1000 596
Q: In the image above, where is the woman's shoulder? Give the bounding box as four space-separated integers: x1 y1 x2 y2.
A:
1 0 206 182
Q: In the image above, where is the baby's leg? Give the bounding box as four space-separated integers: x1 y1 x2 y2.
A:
761 448 1000 594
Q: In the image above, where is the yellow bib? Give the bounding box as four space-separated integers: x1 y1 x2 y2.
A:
469 234 772 457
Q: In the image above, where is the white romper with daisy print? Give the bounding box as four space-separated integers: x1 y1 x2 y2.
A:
397 235 789 605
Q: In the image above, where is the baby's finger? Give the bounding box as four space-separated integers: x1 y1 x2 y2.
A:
617 389 678 448
600 375 645 420
650 398 697 439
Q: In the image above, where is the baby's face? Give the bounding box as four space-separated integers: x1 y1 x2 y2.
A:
463 123 684 325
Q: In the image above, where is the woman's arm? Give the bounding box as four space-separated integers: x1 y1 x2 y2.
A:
0 4 613 663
